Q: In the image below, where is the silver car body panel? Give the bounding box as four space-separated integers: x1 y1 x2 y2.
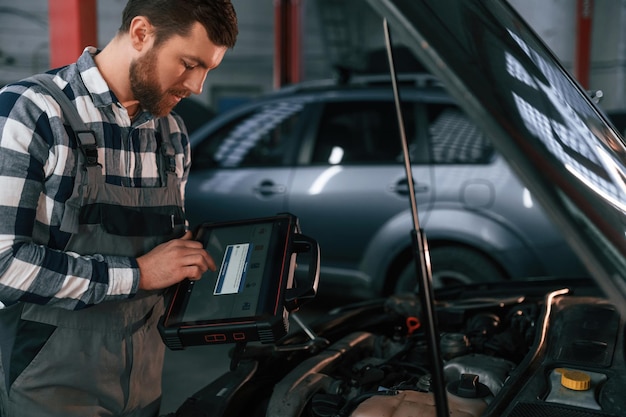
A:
365 0 626 313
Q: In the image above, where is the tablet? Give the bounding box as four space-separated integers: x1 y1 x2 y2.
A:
158 213 319 349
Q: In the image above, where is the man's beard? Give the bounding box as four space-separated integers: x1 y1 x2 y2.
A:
129 48 187 118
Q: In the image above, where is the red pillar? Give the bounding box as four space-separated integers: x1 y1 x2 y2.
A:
49 0 98 68
274 0 302 88
575 0 593 89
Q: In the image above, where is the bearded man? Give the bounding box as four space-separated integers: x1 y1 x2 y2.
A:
0 1 238 416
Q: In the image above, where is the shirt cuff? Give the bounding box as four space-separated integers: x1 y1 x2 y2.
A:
106 256 140 297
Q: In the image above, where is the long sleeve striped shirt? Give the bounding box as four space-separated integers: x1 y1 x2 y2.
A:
0 47 191 310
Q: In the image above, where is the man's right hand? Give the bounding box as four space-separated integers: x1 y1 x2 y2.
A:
136 231 216 290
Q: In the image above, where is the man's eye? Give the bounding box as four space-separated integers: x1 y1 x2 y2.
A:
183 61 196 70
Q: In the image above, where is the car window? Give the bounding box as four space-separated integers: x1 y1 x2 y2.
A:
310 101 416 165
426 105 495 164
192 101 305 169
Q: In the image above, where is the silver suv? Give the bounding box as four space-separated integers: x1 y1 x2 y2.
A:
185 74 586 299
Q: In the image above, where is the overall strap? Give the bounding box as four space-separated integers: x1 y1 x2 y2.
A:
27 74 99 167
27 74 101 234
157 117 179 187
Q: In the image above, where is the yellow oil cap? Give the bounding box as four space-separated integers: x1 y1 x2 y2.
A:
556 368 591 391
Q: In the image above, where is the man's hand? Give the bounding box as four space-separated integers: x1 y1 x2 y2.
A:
136 231 216 290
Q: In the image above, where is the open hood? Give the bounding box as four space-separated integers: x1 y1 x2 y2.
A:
366 0 626 316
162 3 626 416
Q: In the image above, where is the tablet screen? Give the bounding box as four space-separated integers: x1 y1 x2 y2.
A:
181 220 278 323
161 215 295 331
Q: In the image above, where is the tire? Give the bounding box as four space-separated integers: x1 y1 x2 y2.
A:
393 246 505 294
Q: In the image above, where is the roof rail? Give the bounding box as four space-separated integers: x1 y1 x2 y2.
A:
348 72 442 87
275 72 442 94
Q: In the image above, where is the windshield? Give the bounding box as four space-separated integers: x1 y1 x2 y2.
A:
367 0 626 314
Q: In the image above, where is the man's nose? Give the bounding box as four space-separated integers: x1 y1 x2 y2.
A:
184 70 208 95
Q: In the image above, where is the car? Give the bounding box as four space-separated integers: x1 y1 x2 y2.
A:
185 71 587 299
161 1 626 416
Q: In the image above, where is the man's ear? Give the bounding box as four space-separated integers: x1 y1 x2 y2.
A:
129 16 154 51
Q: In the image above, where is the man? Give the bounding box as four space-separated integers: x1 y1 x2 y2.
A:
0 1 238 416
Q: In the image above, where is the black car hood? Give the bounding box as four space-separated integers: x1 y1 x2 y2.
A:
366 0 626 315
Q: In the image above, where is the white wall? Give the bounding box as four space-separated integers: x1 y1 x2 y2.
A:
1 0 625 112
0 2 49 83
0 0 279 112
510 0 626 110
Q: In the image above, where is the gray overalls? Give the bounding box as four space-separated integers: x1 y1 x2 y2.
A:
0 114 185 417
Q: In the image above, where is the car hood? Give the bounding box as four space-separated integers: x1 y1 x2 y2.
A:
366 0 626 315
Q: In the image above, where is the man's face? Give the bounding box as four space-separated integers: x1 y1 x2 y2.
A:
129 22 228 117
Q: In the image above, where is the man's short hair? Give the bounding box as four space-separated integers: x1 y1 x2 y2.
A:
119 0 238 48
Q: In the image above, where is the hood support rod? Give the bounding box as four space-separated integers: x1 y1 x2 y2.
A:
383 18 450 417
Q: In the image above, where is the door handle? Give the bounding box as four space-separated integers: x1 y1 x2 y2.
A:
254 180 287 197
391 179 429 195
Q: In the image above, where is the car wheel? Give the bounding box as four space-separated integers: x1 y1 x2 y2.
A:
394 246 504 293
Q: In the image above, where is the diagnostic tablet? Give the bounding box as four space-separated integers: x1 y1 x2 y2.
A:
158 213 319 349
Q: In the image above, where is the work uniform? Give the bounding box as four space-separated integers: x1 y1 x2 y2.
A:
0 48 190 416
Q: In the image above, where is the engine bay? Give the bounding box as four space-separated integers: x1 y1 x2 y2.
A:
267 292 537 417
175 278 626 417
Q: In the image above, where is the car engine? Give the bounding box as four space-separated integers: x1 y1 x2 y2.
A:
170 280 626 417
264 293 536 417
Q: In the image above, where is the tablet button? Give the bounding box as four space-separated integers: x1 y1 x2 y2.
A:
205 334 227 343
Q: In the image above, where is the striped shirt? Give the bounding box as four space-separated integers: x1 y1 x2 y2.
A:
0 47 191 310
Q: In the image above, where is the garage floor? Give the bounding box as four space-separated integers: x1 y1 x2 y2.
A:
161 344 232 414
159 296 340 414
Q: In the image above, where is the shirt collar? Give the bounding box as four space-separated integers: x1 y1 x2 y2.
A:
75 46 120 109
